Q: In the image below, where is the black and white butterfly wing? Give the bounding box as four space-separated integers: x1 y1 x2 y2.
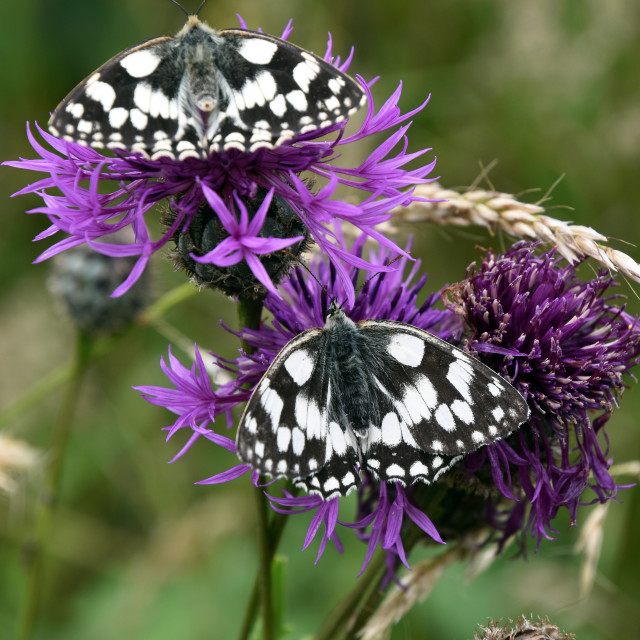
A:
48 36 192 157
211 29 365 151
356 320 530 485
48 18 365 160
237 327 360 496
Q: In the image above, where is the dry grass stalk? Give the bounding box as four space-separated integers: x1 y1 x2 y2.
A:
0 436 41 495
359 548 462 640
475 615 575 640
392 183 640 282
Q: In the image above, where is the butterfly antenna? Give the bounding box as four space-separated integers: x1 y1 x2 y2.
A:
335 254 406 310
168 0 189 17
195 0 208 16
281 251 334 303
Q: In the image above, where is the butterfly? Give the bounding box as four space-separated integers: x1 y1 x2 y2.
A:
236 301 530 499
48 11 365 160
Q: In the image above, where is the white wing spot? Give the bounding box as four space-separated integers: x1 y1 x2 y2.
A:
120 49 162 78
471 431 485 443
328 78 343 95
381 412 402 446
432 456 444 469
294 394 323 440
269 94 287 118
293 60 319 92
435 404 456 432
85 80 116 111
451 399 474 423
255 71 277 101
284 349 314 386
291 427 305 455
129 108 148 130
488 425 498 436
342 472 356 486
307 458 318 471
387 333 425 367
323 477 340 493
246 415 258 434
108 107 129 129
254 441 265 458
277 427 291 452
410 461 430 477
324 95 341 113
430 440 443 452
402 385 432 424
447 360 473 403
386 463 405 477
241 78 266 109
329 422 347 456
492 406 505 421
65 102 84 119
277 460 288 474
488 382 502 397
286 89 308 112
133 83 152 112
260 385 284 430
367 459 380 470
414 374 438 408
238 38 278 64
77 119 93 134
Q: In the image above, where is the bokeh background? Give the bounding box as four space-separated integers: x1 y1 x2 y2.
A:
2 1 640 638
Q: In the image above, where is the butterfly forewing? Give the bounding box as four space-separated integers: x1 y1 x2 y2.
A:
48 17 365 160
354 320 529 486
358 320 529 455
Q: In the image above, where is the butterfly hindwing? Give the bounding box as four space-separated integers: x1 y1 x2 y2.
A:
48 17 365 160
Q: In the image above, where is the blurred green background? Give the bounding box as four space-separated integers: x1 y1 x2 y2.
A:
1 1 640 638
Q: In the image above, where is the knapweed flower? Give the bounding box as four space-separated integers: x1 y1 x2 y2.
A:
446 242 640 547
137 235 462 569
48 241 151 335
5 18 436 303
137 238 640 572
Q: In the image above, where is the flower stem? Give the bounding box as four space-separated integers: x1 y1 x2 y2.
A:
314 551 388 640
236 296 277 640
237 510 289 640
17 330 93 640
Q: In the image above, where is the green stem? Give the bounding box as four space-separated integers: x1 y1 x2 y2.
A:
17 330 93 640
236 296 276 640
237 509 289 640
314 551 388 640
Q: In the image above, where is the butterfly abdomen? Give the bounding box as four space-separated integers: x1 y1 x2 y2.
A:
326 311 380 434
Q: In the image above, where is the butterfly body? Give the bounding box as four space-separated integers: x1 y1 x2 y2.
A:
48 15 365 160
237 302 530 499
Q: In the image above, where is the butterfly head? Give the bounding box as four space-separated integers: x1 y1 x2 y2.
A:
325 298 343 319
169 0 207 19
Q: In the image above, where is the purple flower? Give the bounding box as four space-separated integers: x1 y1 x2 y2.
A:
137 236 459 569
5 20 436 303
448 242 640 546
137 238 639 571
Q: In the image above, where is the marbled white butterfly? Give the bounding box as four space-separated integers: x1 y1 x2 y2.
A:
48 9 365 160
237 301 530 500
